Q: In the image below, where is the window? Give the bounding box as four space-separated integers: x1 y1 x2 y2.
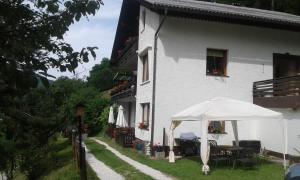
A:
142 53 149 82
208 121 225 134
273 53 300 78
141 103 150 126
206 49 228 76
141 10 146 30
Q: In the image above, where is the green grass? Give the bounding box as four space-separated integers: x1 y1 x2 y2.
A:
15 138 98 180
85 139 153 180
41 138 98 180
95 135 285 180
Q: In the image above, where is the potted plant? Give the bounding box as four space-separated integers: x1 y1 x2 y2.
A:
152 143 165 159
212 69 219 75
138 122 148 129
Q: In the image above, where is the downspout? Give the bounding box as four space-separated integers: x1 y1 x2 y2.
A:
150 9 168 147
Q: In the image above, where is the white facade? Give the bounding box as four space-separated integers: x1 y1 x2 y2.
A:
134 6 300 155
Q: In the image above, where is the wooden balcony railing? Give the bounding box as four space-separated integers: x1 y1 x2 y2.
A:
253 75 300 108
111 77 136 101
116 37 138 61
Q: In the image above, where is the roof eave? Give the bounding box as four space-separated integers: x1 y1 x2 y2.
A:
142 1 300 32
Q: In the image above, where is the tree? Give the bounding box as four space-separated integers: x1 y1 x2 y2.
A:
50 76 86 106
61 84 110 135
17 88 60 179
87 58 116 91
0 0 103 179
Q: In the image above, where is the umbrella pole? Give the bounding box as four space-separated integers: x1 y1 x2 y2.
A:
283 119 288 171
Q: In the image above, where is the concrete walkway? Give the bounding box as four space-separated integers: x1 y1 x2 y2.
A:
91 138 173 180
0 173 6 180
84 143 124 180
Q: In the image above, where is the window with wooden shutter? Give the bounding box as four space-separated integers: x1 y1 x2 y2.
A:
142 54 149 82
141 103 150 126
142 10 146 30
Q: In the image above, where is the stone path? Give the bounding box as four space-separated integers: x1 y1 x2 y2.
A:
84 143 124 180
91 138 173 180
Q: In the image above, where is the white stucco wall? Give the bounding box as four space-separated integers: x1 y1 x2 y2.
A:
135 7 300 155
135 7 160 142
257 109 300 155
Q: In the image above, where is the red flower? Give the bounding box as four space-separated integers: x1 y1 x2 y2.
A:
138 122 148 129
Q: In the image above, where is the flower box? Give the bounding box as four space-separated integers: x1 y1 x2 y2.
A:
138 122 148 130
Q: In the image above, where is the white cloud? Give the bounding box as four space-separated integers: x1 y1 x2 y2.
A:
47 0 122 79
94 0 122 20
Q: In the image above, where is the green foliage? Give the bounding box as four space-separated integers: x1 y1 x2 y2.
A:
0 0 103 178
99 106 110 127
14 138 99 180
84 97 110 135
87 58 116 91
51 77 86 105
0 138 16 179
61 84 110 135
50 77 110 136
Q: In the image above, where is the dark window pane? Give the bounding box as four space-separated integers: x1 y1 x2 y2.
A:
141 103 150 126
206 49 227 76
208 121 225 134
142 54 149 82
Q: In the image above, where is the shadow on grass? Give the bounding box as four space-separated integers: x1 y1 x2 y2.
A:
182 155 274 172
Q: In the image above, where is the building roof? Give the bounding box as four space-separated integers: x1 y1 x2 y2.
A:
141 0 300 31
111 0 300 64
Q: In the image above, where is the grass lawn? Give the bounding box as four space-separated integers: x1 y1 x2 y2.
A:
15 138 98 180
85 139 153 180
95 135 285 180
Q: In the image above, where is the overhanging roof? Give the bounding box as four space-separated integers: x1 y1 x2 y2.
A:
110 0 139 65
110 0 300 65
141 0 300 31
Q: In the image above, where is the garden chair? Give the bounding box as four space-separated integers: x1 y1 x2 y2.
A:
209 140 231 167
235 148 256 169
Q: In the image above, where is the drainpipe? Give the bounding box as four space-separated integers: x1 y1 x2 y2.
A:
150 9 168 147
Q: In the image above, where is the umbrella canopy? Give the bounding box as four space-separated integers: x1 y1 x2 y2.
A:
172 97 283 122
116 105 128 128
169 97 286 174
108 106 115 124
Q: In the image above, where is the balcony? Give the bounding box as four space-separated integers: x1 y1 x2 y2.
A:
111 37 138 71
253 75 300 109
110 74 136 102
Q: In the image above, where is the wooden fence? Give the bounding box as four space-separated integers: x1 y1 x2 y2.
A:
253 75 300 98
72 134 87 180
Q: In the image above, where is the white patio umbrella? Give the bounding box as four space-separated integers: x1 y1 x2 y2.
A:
169 97 286 175
116 105 128 128
108 106 115 124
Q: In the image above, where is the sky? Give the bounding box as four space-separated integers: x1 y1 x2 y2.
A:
47 0 122 80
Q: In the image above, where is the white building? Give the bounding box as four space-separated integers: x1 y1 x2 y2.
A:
110 0 300 157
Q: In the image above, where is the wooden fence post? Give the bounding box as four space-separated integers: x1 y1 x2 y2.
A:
81 147 87 180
